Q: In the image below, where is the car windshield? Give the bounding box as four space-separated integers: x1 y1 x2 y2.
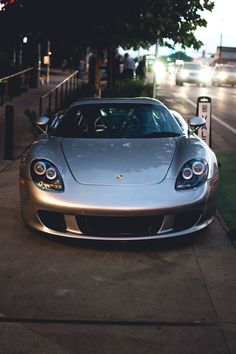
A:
53 103 182 139
183 63 202 70
218 66 236 73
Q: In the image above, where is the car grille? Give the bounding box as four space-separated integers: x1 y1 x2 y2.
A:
37 210 203 238
75 215 164 237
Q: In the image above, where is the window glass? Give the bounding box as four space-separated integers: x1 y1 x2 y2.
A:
183 63 202 70
55 103 182 138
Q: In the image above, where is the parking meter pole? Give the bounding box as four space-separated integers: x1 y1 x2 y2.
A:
4 104 14 160
196 96 212 147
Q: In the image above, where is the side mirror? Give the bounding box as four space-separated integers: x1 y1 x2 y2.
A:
34 115 50 133
188 116 206 133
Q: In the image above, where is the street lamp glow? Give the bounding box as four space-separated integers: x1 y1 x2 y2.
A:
153 60 166 83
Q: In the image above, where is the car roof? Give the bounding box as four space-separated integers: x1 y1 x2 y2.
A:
182 62 203 68
217 64 235 66
70 97 164 108
215 64 236 68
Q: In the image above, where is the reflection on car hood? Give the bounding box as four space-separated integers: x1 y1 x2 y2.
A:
61 138 176 185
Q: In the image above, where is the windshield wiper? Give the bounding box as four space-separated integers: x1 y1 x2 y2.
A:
134 131 181 138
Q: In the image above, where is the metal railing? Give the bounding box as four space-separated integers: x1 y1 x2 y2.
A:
0 67 35 106
39 71 80 117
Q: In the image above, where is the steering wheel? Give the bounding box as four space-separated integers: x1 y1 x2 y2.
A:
122 115 141 133
94 116 108 133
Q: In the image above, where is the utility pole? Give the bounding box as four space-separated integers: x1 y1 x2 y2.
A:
37 43 41 87
220 18 224 48
46 40 50 84
19 39 23 69
153 33 160 98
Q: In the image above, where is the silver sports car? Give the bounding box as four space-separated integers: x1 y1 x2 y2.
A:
19 98 219 240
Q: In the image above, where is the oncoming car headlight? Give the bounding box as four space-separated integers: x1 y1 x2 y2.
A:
175 159 208 190
199 68 211 82
30 159 64 192
198 70 206 81
218 72 227 81
180 69 188 79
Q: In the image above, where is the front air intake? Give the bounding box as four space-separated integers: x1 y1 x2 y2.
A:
38 210 66 232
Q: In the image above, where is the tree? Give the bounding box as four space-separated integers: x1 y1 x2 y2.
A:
167 51 194 62
76 0 214 95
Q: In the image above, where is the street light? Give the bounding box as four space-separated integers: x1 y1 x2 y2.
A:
43 40 51 84
19 35 29 69
46 40 51 84
19 37 23 68
220 17 224 47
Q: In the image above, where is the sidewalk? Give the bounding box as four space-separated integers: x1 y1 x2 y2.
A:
0 72 236 354
0 69 72 171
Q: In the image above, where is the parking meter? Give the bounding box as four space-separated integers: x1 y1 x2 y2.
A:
196 96 212 146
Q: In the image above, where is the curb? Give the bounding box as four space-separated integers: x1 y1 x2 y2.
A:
216 210 230 234
216 210 236 246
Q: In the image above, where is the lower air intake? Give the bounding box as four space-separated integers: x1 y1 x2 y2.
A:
75 215 164 237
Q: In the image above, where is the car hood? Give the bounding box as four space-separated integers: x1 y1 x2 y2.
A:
61 138 176 185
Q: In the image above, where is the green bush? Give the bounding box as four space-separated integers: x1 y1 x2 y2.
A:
214 150 236 237
102 79 153 98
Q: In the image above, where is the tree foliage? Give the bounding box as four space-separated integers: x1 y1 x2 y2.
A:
167 51 194 62
1 0 214 94
79 0 214 50
10 0 214 51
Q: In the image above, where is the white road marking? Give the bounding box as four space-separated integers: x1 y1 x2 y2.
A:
183 97 236 135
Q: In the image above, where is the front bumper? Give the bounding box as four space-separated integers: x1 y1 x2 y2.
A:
20 176 218 240
184 76 206 84
214 78 236 85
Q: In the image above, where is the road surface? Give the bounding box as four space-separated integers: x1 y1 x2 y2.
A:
156 76 236 150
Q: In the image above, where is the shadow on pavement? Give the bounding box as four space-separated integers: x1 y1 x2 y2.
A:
35 229 196 253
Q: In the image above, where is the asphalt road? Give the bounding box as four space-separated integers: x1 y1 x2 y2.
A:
156 76 236 150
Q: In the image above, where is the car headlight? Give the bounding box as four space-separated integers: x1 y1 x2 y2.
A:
198 70 206 81
198 68 211 82
180 69 188 79
30 159 64 191
218 72 227 81
175 159 208 190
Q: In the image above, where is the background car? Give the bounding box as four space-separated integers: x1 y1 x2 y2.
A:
19 98 219 241
212 64 236 86
175 62 209 86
